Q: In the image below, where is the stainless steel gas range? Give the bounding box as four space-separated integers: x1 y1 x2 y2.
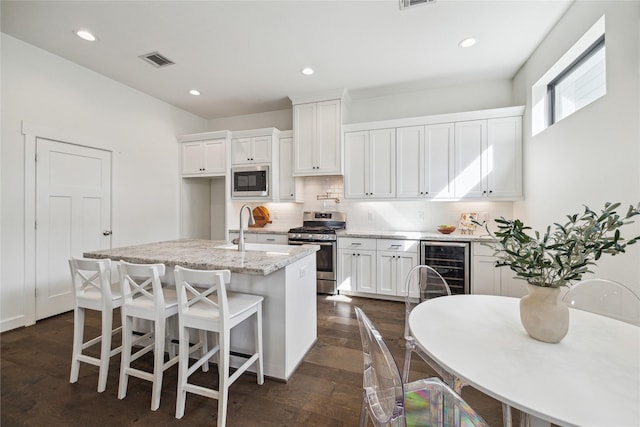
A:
288 211 346 295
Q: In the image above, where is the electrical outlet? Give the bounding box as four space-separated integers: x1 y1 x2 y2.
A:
368 212 374 221
417 211 424 220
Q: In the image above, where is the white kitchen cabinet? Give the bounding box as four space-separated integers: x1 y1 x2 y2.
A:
293 99 342 175
228 232 288 245
278 132 303 202
396 124 454 199
344 129 395 199
472 242 527 297
454 117 522 199
181 139 227 176
337 238 377 293
254 233 288 245
231 135 271 165
376 239 418 296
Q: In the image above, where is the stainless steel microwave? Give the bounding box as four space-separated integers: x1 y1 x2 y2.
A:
231 165 270 198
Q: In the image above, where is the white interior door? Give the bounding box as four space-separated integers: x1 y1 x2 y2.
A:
35 138 112 320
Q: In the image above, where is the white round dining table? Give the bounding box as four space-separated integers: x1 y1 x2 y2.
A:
408 294 640 427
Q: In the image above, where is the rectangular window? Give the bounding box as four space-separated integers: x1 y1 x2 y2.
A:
547 36 606 125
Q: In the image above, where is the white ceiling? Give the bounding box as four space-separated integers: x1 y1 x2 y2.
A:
1 0 573 120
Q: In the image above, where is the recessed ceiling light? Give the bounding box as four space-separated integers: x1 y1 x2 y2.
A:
301 67 314 76
458 37 477 48
75 29 96 42
189 89 201 96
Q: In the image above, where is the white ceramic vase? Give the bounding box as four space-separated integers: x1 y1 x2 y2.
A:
519 284 569 343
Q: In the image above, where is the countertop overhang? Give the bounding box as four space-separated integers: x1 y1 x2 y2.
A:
84 239 319 276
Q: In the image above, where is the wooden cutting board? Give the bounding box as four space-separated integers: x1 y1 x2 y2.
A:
249 205 272 228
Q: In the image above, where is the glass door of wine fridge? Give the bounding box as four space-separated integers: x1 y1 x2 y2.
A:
420 241 470 294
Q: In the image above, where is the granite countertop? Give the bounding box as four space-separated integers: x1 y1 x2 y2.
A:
336 230 494 242
228 227 291 234
83 239 319 276
230 227 494 242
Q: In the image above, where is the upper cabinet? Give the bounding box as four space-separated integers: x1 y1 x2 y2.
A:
454 116 522 199
231 134 272 165
343 106 524 201
396 123 454 199
292 98 343 175
178 130 231 177
278 130 303 202
344 129 396 199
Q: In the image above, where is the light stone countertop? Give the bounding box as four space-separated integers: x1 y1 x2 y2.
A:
231 227 495 242
84 238 319 276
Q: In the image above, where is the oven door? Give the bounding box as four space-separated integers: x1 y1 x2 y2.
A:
288 241 336 281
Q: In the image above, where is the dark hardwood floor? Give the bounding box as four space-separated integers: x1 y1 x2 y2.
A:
1 295 514 426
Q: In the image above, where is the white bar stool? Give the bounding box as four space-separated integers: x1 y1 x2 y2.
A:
68 257 123 393
174 266 264 427
117 261 179 411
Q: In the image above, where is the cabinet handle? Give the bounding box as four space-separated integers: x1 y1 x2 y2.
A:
290 193 294 196
390 244 402 248
489 190 493 194
266 238 275 242
483 190 487 194
351 243 362 246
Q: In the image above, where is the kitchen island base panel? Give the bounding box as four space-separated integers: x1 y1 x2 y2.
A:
225 255 317 381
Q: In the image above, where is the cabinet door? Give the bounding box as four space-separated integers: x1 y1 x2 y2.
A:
487 117 522 199
231 137 252 164
377 252 397 296
344 131 368 198
369 129 396 199
396 126 424 198
472 255 501 295
356 250 376 293
293 103 317 174
396 251 418 297
316 99 342 173
251 135 272 163
203 139 226 175
425 123 454 198
182 142 205 175
337 249 356 292
454 120 487 198
279 137 295 200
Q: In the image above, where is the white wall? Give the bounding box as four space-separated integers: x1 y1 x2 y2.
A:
512 0 640 291
0 34 209 330
209 109 293 132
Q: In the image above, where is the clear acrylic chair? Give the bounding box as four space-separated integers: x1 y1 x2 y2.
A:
354 306 488 427
563 278 640 326
174 266 264 427
402 265 459 388
117 261 179 410
68 257 122 392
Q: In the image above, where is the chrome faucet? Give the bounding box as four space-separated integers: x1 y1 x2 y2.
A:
238 204 255 252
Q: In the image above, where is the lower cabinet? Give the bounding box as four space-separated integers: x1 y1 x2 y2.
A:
472 242 527 297
338 238 377 293
338 237 418 297
377 240 419 296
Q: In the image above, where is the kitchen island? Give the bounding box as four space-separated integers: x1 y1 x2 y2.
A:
84 239 319 381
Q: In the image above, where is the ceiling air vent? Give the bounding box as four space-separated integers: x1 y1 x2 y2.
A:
139 51 175 68
399 0 436 10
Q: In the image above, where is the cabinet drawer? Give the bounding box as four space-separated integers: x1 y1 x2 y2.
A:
472 242 496 256
338 237 377 251
376 239 418 252
254 233 288 245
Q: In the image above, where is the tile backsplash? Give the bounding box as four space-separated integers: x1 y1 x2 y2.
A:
231 176 513 233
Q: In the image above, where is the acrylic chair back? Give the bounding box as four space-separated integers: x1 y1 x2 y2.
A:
355 306 488 427
563 278 640 326
402 265 456 386
355 306 406 427
403 265 451 342
68 257 122 393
